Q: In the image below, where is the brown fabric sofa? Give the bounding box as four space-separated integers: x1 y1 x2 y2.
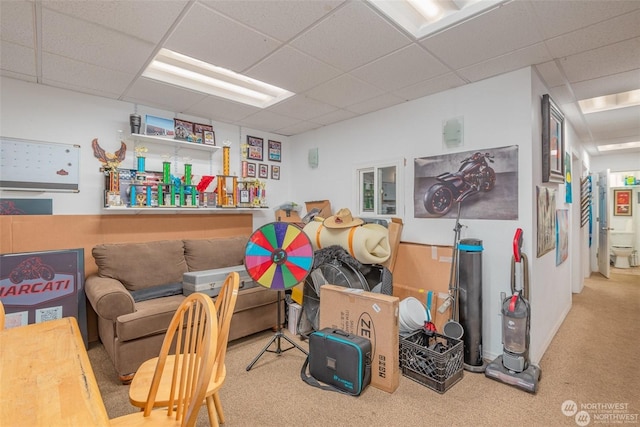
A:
85 236 279 382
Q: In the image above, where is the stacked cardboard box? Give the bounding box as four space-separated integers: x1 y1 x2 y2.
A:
320 285 400 393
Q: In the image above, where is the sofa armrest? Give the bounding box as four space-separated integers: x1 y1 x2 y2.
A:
85 275 135 320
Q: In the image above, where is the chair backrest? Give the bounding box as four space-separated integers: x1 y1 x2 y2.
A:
144 292 218 427
213 272 240 378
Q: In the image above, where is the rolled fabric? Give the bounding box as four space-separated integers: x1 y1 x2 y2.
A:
303 220 390 264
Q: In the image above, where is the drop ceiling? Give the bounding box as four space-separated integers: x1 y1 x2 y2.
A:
1 0 639 157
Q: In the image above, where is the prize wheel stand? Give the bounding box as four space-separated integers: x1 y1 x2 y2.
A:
244 222 314 371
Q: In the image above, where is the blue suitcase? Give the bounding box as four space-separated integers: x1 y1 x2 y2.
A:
301 328 371 396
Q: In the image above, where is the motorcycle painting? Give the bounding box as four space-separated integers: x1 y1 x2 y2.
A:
414 146 519 220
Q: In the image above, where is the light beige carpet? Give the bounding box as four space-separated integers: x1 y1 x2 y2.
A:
90 272 639 426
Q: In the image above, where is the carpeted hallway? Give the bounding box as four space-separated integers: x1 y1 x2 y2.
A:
89 271 639 426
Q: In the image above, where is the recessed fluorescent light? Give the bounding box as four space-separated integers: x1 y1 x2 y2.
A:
578 89 640 114
368 0 509 39
597 141 640 152
142 48 294 108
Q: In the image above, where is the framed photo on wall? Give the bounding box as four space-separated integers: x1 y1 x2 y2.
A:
268 140 281 162
246 136 263 161
271 165 280 180
541 94 565 183
613 189 632 216
247 162 256 178
259 164 268 179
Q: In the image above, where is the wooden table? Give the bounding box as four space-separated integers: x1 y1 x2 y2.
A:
0 317 110 426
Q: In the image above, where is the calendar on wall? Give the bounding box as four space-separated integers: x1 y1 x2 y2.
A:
0 136 80 192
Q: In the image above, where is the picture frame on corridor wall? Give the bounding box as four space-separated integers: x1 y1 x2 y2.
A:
271 165 280 180
541 94 565 183
613 189 632 216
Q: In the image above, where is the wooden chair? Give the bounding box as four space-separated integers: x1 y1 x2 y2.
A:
0 300 5 330
111 292 218 427
129 272 240 427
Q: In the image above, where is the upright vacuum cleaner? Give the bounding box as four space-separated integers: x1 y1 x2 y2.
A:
485 228 541 393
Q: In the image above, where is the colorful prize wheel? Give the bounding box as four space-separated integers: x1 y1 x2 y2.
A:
244 222 314 290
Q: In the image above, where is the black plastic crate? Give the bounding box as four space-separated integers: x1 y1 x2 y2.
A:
400 330 464 393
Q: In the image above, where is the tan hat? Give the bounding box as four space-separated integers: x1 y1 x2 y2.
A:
323 208 364 229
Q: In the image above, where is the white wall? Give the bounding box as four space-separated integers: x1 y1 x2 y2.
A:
289 67 579 363
0 77 288 227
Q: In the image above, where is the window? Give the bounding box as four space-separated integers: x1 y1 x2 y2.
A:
355 158 404 217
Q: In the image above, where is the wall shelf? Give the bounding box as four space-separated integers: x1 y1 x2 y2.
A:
103 206 270 215
127 133 221 153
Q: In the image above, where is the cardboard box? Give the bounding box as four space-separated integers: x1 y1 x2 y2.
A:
275 209 302 223
392 243 453 293
305 200 332 220
381 218 403 273
320 284 400 393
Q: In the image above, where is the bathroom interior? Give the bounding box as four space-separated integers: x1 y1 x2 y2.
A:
609 170 640 270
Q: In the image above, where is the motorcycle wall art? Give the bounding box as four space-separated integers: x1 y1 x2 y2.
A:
414 145 518 220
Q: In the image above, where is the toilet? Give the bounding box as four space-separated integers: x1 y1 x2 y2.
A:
611 232 634 269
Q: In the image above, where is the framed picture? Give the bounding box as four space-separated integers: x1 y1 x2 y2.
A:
268 140 281 162
541 94 565 183
239 189 250 204
259 164 268 179
271 165 280 180
194 123 214 144
145 115 174 137
174 118 194 141
246 136 263 161
202 130 216 146
613 189 632 216
247 162 256 178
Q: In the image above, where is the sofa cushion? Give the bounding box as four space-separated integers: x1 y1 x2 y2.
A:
116 295 186 342
93 240 187 291
130 283 183 303
184 236 248 271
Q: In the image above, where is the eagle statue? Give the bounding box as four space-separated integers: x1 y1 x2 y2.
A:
92 138 127 170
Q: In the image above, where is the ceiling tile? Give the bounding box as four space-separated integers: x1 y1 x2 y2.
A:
42 52 134 97
570 69 640 101
235 110 300 134
311 108 358 126
245 46 341 93
529 0 640 39
457 43 552 83
346 92 406 115
200 0 346 42
587 106 640 139
165 2 281 73
42 8 154 74
392 73 467 101
41 0 188 43
266 95 338 121
275 121 323 136
351 44 449 92
1 41 36 77
305 74 384 108
545 10 640 59
184 95 259 124
558 37 640 84
291 1 411 72
535 61 566 88
1 1 34 47
421 1 543 70
123 77 208 114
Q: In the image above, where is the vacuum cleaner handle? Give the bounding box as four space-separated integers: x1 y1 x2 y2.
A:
513 228 523 263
